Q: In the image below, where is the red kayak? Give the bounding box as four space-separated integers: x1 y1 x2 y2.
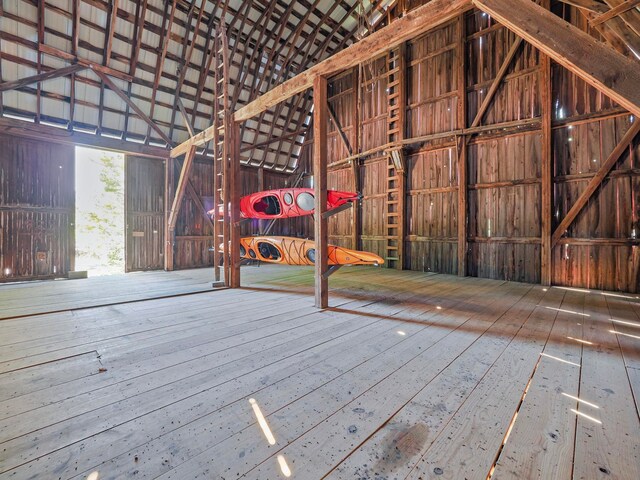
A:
210 188 360 219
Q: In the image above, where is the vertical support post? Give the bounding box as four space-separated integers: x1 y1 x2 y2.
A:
164 156 175 270
314 76 329 309
229 120 241 288
540 0 552 286
457 13 468 276
352 66 361 251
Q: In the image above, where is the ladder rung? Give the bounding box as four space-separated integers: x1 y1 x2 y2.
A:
386 257 399 261
387 246 398 250
387 213 399 217
388 80 400 88
387 188 399 193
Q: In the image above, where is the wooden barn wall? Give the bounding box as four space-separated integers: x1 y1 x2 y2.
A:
550 3 640 292
405 21 461 274
0 135 74 281
552 116 639 292
297 6 639 292
125 156 165 272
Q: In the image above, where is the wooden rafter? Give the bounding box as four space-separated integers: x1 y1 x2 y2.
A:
172 0 467 160
0 64 86 92
168 0 206 141
252 0 358 168
557 0 609 12
146 0 177 144
233 0 469 123
602 0 640 38
551 120 640 247
591 0 640 26
473 0 640 118
94 70 172 146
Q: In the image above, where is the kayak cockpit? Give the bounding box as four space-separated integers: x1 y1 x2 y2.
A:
257 242 282 261
253 195 281 215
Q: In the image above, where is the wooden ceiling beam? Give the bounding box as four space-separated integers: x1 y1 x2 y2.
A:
0 116 168 158
473 0 640 118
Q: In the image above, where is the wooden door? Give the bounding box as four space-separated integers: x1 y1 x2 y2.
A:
125 156 165 272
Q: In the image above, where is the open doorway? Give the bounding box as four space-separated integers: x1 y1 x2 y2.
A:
75 146 125 276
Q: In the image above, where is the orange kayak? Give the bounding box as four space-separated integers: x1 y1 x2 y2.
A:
234 236 384 266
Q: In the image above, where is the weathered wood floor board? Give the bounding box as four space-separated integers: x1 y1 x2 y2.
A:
0 267 638 480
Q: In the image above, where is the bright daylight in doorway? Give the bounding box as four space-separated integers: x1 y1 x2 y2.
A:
75 146 125 276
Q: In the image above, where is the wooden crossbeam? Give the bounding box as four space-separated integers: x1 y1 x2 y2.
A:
551 120 640 247
470 37 523 128
473 0 640 119
168 146 197 231
94 70 172 146
591 0 640 26
0 64 86 92
557 0 609 12
170 0 471 158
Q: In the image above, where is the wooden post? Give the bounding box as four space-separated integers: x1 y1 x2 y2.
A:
457 13 468 276
229 120 241 288
164 156 174 270
540 0 552 286
352 66 361 251
314 76 329 308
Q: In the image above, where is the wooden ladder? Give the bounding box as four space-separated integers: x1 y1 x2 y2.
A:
385 45 406 270
213 28 230 284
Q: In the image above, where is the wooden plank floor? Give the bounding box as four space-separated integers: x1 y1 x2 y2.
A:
0 266 639 480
